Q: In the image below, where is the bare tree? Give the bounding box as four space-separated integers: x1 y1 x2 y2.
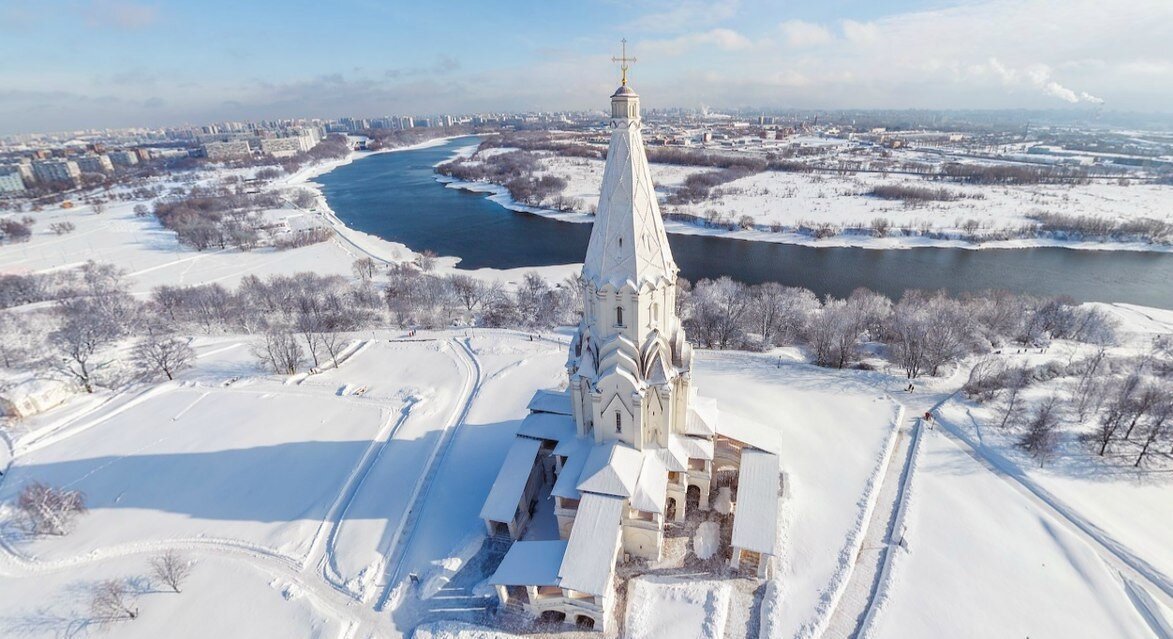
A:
352 257 378 282
1122 382 1162 440
749 283 817 346
686 277 753 349
253 329 304 375
131 331 195 381
449 274 490 313
999 367 1031 429
17 482 88 535
414 250 438 273
150 550 193 593
1018 397 1062 467
1091 377 1140 456
51 298 123 393
0 310 32 368
89 579 138 628
1134 397 1171 467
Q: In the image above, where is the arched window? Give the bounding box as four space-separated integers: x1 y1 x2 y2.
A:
615 411 622 433
616 306 624 326
651 302 659 324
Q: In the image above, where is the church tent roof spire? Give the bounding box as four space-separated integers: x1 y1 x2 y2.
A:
583 42 677 290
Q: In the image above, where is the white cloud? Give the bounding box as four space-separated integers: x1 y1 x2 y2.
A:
778 20 833 48
640 28 753 57
840 19 879 45
627 0 741 33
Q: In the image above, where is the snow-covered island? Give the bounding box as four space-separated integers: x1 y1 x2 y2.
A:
435 129 1173 252
0 87 1171 639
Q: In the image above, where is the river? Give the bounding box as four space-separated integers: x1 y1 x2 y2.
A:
317 137 1173 308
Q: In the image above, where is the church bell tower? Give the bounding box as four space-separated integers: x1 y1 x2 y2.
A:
567 41 694 452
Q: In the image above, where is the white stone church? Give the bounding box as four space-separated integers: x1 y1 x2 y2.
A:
479 66 781 633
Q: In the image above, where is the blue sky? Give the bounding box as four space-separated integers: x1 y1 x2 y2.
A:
1 0 1170 134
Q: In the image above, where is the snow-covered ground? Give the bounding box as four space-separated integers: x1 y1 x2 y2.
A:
4 321 1172 637
867 429 1163 639
625 576 732 639
695 351 904 639
3 141 1172 638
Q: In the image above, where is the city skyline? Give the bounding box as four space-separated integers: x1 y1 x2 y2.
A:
2 0 1171 135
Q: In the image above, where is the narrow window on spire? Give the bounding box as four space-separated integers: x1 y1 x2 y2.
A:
615 411 622 433
616 306 623 326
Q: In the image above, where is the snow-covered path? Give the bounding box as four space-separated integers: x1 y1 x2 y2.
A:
820 418 915 639
374 337 483 611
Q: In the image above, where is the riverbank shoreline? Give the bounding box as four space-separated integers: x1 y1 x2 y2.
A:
308 137 1173 307
285 137 582 286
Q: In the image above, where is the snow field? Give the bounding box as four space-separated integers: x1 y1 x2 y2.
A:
0 195 359 295
0 554 343 639
0 383 388 562
625 575 733 639
937 397 1173 595
301 340 470 599
869 428 1161 639
692 351 903 639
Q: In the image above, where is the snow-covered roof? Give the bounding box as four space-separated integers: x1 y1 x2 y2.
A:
730 449 781 555
479 437 543 523
678 435 714 461
553 434 589 457
559 493 625 595
686 397 719 437
527 389 573 416
717 413 781 455
552 439 592 500
489 540 568 587
0 375 74 419
655 437 689 472
577 441 643 498
630 453 668 514
516 412 576 444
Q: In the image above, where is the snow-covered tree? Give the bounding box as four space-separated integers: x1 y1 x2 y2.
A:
132 331 195 381
1018 397 1062 467
17 482 87 535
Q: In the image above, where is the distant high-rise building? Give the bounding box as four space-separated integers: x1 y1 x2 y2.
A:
203 140 253 160
108 150 139 166
31 159 81 184
75 154 114 174
0 170 26 193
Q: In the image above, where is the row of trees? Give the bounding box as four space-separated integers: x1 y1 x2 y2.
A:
964 339 1172 467
680 278 1115 376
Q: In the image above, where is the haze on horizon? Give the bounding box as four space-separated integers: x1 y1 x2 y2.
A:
2 0 1171 135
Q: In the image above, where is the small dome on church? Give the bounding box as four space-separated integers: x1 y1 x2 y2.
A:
611 84 638 98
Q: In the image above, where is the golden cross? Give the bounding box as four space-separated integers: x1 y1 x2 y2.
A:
612 38 636 86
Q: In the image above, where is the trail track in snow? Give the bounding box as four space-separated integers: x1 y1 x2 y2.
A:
934 406 1173 613
0 336 485 639
374 337 483 612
